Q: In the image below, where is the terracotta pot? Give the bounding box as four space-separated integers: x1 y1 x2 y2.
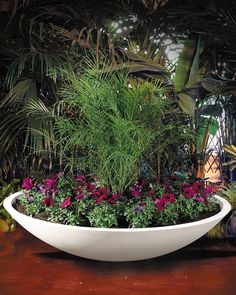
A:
3 192 231 262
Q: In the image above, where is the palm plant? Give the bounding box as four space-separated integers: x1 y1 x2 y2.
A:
27 60 192 192
223 145 236 172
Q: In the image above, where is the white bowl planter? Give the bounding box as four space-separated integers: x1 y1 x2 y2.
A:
4 192 231 262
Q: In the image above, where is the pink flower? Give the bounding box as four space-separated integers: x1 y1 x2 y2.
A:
195 197 204 202
111 193 120 200
107 193 121 204
61 196 71 208
130 185 142 198
75 175 86 184
93 187 108 203
45 177 57 188
42 195 54 207
75 192 86 200
97 194 107 203
21 178 33 190
205 186 213 195
193 181 204 191
162 193 175 203
182 186 195 199
87 183 95 192
154 198 166 211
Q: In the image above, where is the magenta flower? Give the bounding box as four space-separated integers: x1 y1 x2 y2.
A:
75 192 86 200
154 198 166 211
130 185 142 198
97 194 107 203
162 193 175 203
111 193 120 200
77 175 86 181
42 195 54 207
21 178 33 190
75 175 86 184
45 177 57 188
195 196 204 202
93 187 108 203
61 196 71 208
182 186 195 199
192 181 204 192
107 193 121 204
205 186 213 195
87 183 95 192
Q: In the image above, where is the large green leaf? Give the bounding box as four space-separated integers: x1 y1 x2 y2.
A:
185 37 202 88
177 92 196 116
174 39 197 92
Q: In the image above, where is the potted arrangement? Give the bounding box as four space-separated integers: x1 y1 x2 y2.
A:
3 64 231 261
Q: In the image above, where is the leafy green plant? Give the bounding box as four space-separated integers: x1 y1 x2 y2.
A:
223 145 236 172
220 182 236 210
29 61 192 192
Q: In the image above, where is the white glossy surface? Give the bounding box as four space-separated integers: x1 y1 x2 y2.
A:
4 192 231 262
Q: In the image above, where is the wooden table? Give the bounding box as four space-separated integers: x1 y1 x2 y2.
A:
1 226 236 295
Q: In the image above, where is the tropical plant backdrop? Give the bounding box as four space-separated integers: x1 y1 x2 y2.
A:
0 0 236 183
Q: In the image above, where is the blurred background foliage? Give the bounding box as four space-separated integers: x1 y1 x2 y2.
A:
0 0 236 182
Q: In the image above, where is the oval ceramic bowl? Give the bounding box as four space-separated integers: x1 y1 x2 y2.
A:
4 192 231 262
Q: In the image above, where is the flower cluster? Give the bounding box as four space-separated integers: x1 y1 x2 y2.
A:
19 173 220 228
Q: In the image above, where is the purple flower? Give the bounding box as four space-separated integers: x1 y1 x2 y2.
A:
130 185 142 198
27 196 34 204
135 205 144 213
21 178 33 190
61 196 71 208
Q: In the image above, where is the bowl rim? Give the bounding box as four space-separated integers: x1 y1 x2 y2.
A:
3 191 231 233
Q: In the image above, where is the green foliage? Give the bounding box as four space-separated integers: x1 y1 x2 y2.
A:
0 178 19 232
1 0 236 181
175 195 218 222
88 205 118 228
223 145 236 171
0 178 20 219
19 191 45 217
18 174 220 228
207 223 225 239
124 198 156 228
220 182 236 209
34 62 192 192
